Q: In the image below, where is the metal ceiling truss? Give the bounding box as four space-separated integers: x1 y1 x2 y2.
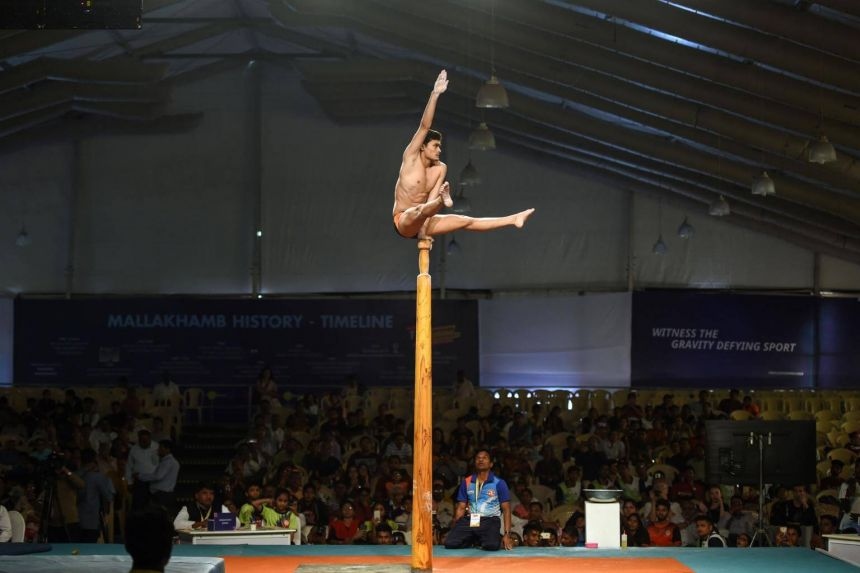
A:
2 0 860 264
273 0 860 263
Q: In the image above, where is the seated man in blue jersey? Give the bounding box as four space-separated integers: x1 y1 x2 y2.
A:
444 449 513 551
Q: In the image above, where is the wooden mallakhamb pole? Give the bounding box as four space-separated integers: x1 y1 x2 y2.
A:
411 238 433 573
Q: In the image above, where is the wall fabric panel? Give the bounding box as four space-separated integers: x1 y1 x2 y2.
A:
479 293 632 388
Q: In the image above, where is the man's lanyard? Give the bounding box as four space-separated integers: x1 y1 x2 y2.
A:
473 477 485 511
198 504 212 521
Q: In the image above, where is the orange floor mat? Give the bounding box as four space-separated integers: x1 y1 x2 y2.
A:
223 555 694 573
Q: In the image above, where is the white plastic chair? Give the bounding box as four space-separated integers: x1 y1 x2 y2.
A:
8 510 25 542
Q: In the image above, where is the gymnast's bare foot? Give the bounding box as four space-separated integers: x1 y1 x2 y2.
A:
440 181 453 208
514 208 535 228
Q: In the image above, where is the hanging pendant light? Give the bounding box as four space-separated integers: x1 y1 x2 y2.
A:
468 122 496 151
710 138 731 217
652 199 668 254
15 226 31 247
808 134 837 164
677 217 695 240
459 159 480 186
652 234 668 255
452 187 473 215
475 0 510 109
751 171 776 196
476 75 509 109
447 236 462 255
708 195 730 217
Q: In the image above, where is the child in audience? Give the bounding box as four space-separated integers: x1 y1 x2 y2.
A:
238 482 266 526
258 488 301 544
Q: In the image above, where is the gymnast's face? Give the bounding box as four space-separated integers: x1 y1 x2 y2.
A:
421 139 442 163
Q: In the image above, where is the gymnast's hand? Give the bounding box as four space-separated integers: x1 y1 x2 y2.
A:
433 70 448 95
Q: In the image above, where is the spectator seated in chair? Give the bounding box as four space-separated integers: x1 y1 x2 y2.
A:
623 512 651 547
774 523 803 547
238 482 265 526
522 521 543 547
260 489 301 534
723 495 756 546
559 525 578 547
373 522 394 545
646 499 683 547
839 460 860 532
694 514 727 547
811 514 839 549
173 481 234 531
0 505 10 542
771 484 817 529
328 500 366 545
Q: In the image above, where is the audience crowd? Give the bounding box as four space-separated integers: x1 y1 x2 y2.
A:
0 371 857 550
0 374 180 542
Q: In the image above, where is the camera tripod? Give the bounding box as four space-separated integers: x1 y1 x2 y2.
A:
37 473 62 543
748 431 772 548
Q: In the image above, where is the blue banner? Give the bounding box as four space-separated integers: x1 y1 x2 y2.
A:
13 298 478 388
632 292 815 388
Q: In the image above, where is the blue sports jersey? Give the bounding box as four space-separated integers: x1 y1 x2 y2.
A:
456 471 510 518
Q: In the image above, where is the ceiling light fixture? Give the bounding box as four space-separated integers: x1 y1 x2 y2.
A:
677 217 694 240
475 0 509 109
710 137 731 217
452 187 473 214
476 75 509 109
447 236 462 255
808 134 837 164
751 171 776 196
652 234 668 255
459 158 480 186
652 199 668 255
15 226 31 247
468 122 496 151
708 195 730 217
